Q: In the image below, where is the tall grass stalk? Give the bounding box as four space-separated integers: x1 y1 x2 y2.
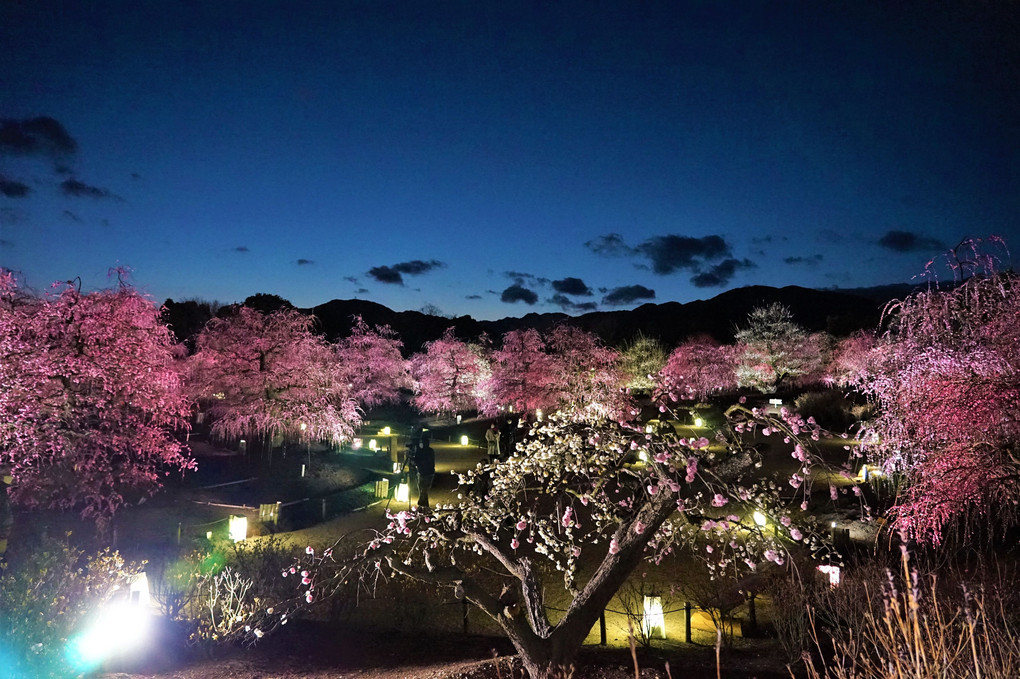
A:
802 551 1020 678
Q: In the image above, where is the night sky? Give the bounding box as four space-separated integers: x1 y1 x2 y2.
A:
2 1 1017 320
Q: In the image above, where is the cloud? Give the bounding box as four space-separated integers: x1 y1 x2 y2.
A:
0 116 77 156
505 270 549 287
602 285 655 306
465 294 483 300
60 178 120 200
233 246 249 253
0 176 30 197
784 254 824 266
637 234 731 275
61 210 82 223
551 277 593 296
0 239 11 248
344 276 358 284
355 287 369 294
586 232 746 286
501 284 538 304
690 258 756 288
296 259 314 266
548 293 598 312
878 230 945 253
367 259 445 285
585 233 635 257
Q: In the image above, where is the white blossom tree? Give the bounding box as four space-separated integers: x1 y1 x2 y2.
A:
244 400 830 678
734 303 822 393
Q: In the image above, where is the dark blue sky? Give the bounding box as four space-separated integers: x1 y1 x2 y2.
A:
2 1 1017 319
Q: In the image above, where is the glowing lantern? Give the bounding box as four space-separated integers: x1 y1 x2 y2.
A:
638 450 648 462
392 461 402 473
229 515 247 542
381 426 391 435
395 481 410 503
753 510 767 527
352 438 363 450
369 439 378 451
642 595 666 639
694 417 704 427
460 435 469 446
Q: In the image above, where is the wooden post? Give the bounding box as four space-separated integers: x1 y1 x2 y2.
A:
747 594 758 635
600 611 607 646
321 498 327 521
462 598 469 635
177 522 182 545
685 602 692 643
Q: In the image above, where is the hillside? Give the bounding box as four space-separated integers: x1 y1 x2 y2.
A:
309 284 903 353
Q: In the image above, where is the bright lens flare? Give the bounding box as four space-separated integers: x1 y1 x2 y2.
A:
67 600 150 671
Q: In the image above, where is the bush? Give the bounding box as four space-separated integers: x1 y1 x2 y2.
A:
0 535 144 677
793 391 858 433
148 536 304 649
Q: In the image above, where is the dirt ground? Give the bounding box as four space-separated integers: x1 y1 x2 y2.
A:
99 619 793 679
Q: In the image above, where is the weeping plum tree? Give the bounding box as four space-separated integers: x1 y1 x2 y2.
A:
481 328 557 416
848 241 1020 543
546 325 631 422
335 316 410 410
187 306 360 451
244 401 829 678
0 270 194 524
657 335 738 402
408 327 489 417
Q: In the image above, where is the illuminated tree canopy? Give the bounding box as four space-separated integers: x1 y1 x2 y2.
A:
188 306 360 447
0 271 194 523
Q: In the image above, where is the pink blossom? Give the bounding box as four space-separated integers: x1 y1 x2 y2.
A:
306 546 314 555
634 520 646 534
516 519 528 530
711 494 728 507
562 507 574 527
609 538 620 554
705 545 714 553
779 515 791 527
511 538 520 549
646 484 658 495
790 528 803 541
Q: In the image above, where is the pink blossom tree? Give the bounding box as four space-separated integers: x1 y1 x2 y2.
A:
734 303 823 392
408 328 488 417
656 335 737 402
480 328 556 416
245 400 829 678
849 243 1020 543
335 316 410 410
0 270 194 524
546 325 631 421
188 306 360 452
826 331 881 389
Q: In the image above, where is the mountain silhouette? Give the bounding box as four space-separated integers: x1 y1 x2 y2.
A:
308 284 904 354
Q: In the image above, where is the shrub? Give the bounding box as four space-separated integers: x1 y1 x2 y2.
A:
0 535 144 677
793 390 858 434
